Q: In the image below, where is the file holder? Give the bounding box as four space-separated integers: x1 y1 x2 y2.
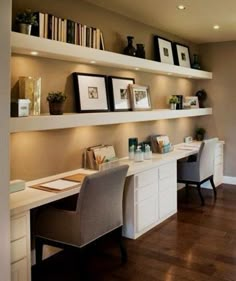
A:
149 135 173 154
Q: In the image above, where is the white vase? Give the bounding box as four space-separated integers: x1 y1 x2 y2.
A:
19 23 32 35
170 103 176 110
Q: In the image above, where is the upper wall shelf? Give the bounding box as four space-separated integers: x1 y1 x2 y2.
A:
10 108 212 133
11 32 212 80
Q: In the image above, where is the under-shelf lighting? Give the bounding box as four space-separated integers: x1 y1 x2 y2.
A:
90 60 96 64
177 5 186 10
213 25 220 30
135 67 140 71
30 51 38 56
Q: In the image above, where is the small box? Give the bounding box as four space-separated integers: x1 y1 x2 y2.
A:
11 99 31 117
10 180 26 193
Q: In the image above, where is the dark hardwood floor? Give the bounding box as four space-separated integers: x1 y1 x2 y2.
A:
32 184 236 281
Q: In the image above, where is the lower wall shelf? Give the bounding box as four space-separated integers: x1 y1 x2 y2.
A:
10 108 212 133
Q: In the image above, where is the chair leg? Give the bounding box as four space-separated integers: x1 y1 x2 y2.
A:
197 184 205 206
210 176 217 200
35 237 44 264
184 183 189 202
116 227 127 263
78 247 87 280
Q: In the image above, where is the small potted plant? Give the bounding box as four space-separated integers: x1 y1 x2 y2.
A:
15 9 38 35
195 127 206 141
168 95 179 110
46 91 67 115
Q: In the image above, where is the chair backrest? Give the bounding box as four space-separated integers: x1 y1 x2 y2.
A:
199 138 218 181
76 165 129 247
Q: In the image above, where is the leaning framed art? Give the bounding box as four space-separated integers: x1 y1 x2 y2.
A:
73 73 109 112
154 35 174 65
108 76 135 111
129 84 152 111
172 43 191 68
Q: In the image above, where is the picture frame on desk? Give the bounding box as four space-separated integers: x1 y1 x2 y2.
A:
129 84 152 111
154 35 174 65
108 76 135 111
172 43 191 68
73 72 109 112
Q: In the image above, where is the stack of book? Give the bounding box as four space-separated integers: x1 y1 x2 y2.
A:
31 12 105 50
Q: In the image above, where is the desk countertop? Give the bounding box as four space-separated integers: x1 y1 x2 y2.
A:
10 144 200 216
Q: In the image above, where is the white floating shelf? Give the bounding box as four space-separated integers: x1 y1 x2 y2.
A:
11 32 212 80
10 108 212 133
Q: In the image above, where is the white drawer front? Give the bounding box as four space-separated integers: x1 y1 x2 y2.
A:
159 162 175 180
159 177 175 192
135 168 158 188
159 189 176 219
136 197 156 232
136 183 156 203
11 237 27 263
11 258 28 281
11 215 27 242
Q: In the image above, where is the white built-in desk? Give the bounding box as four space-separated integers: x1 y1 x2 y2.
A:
10 142 224 281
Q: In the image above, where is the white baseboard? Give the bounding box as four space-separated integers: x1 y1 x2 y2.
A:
223 176 236 185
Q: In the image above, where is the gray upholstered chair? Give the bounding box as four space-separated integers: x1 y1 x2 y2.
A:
35 165 129 271
177 138 218 205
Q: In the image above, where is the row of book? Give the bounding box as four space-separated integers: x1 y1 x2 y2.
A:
31 12 105 50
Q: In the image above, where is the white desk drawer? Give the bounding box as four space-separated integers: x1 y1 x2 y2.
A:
11 215 27 242
135 168 158 188
159 189 176 219
11 237 27 263
11 258 28 281
136 183 156 203
159 177 174 192
159 162 175 180
136 197 156 232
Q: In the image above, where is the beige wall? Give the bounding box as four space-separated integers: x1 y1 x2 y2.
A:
197 41 236 177
11 0 202 181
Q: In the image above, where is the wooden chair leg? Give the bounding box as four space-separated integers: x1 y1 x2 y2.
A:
35 237 44 264
78 247 87 281
197 184 205 206
116 227 127 263
210 176 217 200
184 183 189 202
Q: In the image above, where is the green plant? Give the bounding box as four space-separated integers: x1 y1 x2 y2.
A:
46 92 67 103
168 95 179 104
195 127 206 135
15 9 38 26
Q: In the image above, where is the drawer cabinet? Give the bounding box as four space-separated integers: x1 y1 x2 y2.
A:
123 161 177 239
11 212 31 281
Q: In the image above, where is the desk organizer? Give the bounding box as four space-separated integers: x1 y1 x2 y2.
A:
149 135 173 154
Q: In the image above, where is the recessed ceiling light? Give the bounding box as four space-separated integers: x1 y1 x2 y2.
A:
213 25 220 30
30 51 38 56
177 5 186 10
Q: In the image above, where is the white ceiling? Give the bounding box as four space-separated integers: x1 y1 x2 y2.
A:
84 0 236 44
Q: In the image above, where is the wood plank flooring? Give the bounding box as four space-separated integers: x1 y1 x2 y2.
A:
32 184 236 281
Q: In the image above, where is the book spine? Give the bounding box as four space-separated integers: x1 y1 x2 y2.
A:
44 13 48 38
67 19 73 43
31 12 45 38
47 14 53 39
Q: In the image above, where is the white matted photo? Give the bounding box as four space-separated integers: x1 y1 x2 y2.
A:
173 43 191 68
73 73 109 112
129 84 152 111
185 96 199 108
154 36 174 65
108 76 135 111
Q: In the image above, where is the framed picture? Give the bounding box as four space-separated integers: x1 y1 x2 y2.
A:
185 96 199 108
154 36 174 65
73 73 109 112
108 76 135 111
173 43 191 68
129 84 152 111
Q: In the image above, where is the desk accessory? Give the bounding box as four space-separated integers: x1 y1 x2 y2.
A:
11 99 31 117
10 180 26 193
134 145 144 162
184 136 193 143
150 134 173 154
31 179 80 193
128 137 138 160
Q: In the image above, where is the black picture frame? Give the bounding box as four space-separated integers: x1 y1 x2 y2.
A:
172 43 191 68
108 76 135 111
154 35 174 65
73 72 110 113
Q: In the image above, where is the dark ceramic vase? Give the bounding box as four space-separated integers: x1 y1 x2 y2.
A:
192 54 201 70
124 36 136 56
136 44 145 58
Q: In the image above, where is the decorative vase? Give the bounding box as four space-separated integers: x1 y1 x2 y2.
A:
49 101 65 115
19 23 32 35
124 36 136 56
170 103 176 110
192 54 201 70
195 89 207 108
136 44 146 58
